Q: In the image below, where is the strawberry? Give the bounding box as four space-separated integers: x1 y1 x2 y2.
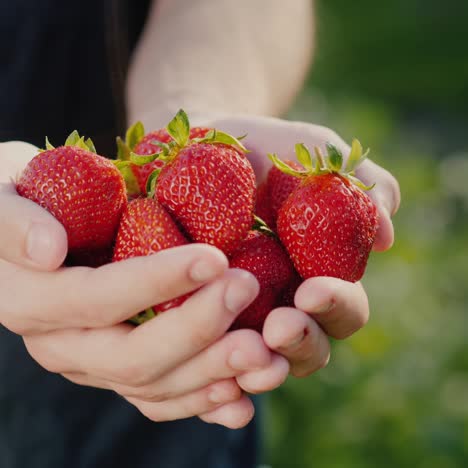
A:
131 129 172 195
277 271 302 308
115 123 169 197
65 245 114 268
255 160 303 230
271 141 378 282
142 110 256 255
133 129 173 157
229 230 294 332
134 126 211 156
231 290 277 333
16 132 127 254
255 182 275 228
112 197 189 324
116 123 211 196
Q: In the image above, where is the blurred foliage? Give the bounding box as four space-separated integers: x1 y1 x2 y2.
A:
266 1 468 467
310 0 468 114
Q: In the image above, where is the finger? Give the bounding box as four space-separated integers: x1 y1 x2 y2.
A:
0 141 39 177
117 269 259 384
356 159 401 251
22 269 260 385
294 277 369 340
224 118 400 252
110 329 271 402
199 394 255 429
126 379 242 423
0 141 67 270
236 353 290 393
0 189 68 270
263 308 330 377
215 117 341 183
1 243 229 334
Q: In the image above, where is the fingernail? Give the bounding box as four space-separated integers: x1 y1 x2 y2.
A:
228 350 252 371
26 223 55 265
190 260 220 282
224 271 259 314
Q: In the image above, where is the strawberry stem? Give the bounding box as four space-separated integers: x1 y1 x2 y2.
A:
167 109 190 148
252 215 276 237
146 169 161 198
125 121 145 151
269 139 375 191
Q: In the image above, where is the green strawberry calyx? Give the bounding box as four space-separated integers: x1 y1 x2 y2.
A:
128 109 249 167
113 122 147 196
128 308 157 326
127 109 250 197
116 121 146 161
268 140 375 191
252 215 276 238
41 130 97 153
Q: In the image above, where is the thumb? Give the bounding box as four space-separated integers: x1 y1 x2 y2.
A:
355 159 401 252
0 142 68 270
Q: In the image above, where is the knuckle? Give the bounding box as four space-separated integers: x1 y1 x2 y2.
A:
115 363 152 387
230 329 265 351
67 269 113 327
189 320 222 349
211 379 242 403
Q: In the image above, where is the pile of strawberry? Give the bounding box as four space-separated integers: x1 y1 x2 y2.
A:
16 110 378 331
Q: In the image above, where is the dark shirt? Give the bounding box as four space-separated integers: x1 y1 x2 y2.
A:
0 1 260 467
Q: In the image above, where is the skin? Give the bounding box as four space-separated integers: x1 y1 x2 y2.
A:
0 0 400 430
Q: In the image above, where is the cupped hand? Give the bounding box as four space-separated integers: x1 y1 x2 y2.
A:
204 115 400 378
0 141 290 429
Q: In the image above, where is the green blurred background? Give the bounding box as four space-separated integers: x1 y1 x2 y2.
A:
267 1 468 466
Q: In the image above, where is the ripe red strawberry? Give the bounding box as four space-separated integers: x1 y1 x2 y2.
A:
132 127 211 195
255 182 275 228
272 141 378 282
134 127 211 156
229 230 294 332
16 132 127 253
113 197 189 324
131 129 172 194
149 110 256 255
133 129 172 156
65 245 114 268
255 160 303 230
117 123 211 196
276 271 302 308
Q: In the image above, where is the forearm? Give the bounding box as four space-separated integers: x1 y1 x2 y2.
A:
126 0 314 128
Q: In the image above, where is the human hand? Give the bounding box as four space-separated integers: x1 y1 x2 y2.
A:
201 115 400 379
0 141 289 428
